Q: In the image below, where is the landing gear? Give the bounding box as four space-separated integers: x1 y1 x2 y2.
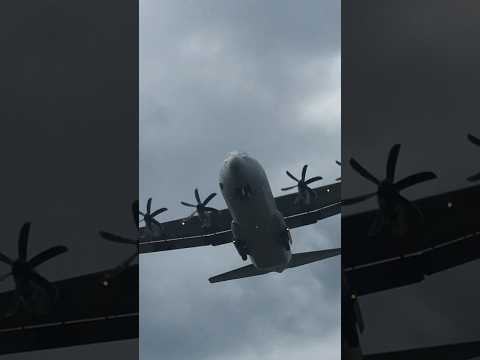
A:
233 239 249 261
278 228 291 251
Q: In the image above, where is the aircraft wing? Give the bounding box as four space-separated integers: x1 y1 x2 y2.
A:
345 232 480 296
275 182 341 229
344 184 480 296
138 206 234 254
138 182 340 254
343 184 480 268
0 264 138 355
363 339 480 360
140 207 233 240
139 229 233 254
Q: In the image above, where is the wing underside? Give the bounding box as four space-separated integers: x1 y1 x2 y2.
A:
346 229 480 296
138 182 340 254
363 339 480 360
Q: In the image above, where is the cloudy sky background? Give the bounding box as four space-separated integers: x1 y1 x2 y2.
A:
343 1 480 355
139 1 340 360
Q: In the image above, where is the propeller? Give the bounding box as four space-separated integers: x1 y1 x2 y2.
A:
98 231 139 285
467 134 480 182
0 222 68 315
344 144 437 236
98 200 144 285
138 198 167 232
336 160 341 181
180 188 218 221
281 164 323 205
132 200 140 229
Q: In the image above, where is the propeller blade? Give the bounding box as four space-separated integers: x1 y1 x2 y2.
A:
286 171 299 182
386 144 401 182
336 177 341 181
336 160 341 166
187 210 198 219
281 185 297 191
0 272 11 282
368 212 385 237
305 176 323 185
467 172 480 182
99 231 137 245
146 198 152 214
395 171 437 191
132 200 140 229
204 207 218 212
342 192 376 206
202 192 217 206
353 298 364 333
392 192 424 225
0 252 13 265
28 246 68 268
301 165 308 181
151 218 163 229
181 201 197 208
18 222 31 261
151 207 167 217
304 188 311 204
117 252 138 271
194 188 201 204
138 210 146 216
30 271 56 297
350 158 381 185
468 133 480 146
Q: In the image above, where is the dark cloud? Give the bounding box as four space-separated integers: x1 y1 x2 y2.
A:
140 0 340 359
343 0 480 356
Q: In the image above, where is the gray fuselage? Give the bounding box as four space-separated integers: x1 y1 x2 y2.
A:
219 152 292 272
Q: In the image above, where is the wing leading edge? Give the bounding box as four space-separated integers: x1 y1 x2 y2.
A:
139 182 340 254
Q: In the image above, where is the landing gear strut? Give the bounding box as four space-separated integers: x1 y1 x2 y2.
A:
279 228 291 251
233 239 248 261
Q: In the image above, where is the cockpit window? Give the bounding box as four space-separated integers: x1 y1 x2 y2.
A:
235 184 253 199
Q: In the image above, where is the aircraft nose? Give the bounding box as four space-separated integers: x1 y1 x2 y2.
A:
228 156 243 176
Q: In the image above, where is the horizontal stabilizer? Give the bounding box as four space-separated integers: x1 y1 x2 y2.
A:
287 248 340 269
209 265 269 283
209 248 340 283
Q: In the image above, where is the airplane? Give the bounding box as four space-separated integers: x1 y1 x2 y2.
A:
0 220 138 355
0 263 138 355
343 144 437 240
341 140 480 359
135 151 341 283
0 222 68 318
4 140 480 356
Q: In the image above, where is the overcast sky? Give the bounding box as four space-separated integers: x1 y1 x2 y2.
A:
139 1 340 360
343 1 480 356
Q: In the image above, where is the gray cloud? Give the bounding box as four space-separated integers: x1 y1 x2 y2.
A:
139 0 340 359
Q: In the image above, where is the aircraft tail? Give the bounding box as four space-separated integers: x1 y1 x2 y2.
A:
208 248 340 283
286 248 340 269
208 265 270 283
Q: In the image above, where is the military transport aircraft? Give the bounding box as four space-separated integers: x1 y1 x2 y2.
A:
341 141 480 359
127 151 341 283
0 221 138 355
3 139 480 356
